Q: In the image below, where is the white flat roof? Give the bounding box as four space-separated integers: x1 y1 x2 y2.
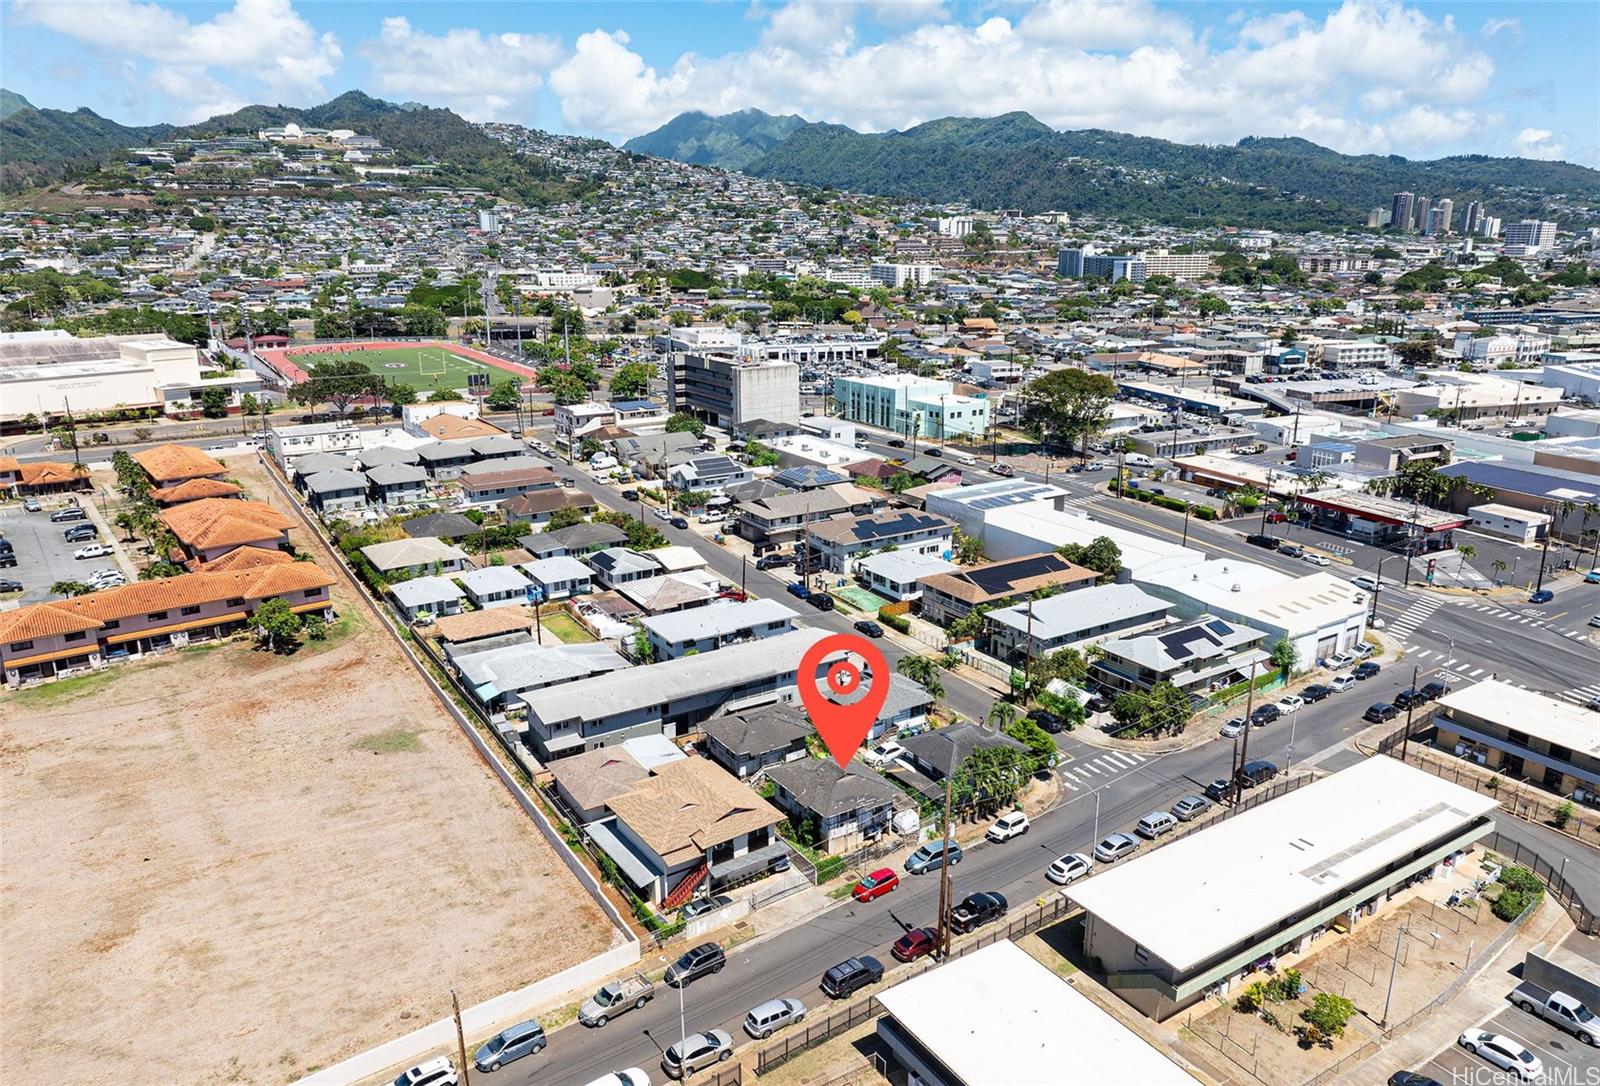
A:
1438 679 1600 758
877 941 1194 1086
1136 563 1367 633
982 501 1205 575
1068 757 1497 972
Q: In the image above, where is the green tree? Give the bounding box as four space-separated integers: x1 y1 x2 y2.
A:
200 386 229 418
542 369 587 405
485 379 521 411
289 358 379 415
1300 993 1356 1040
1025 368 1118 460
896 654 945 699
608 361 655 400
664 412 706 437
953 527 984 564
387 383 418 407
1195 293 1231 317
744 439 781 467
1003 716 1057 762
543 505 587 531
50 579 93 597
253 597 303 654
1269 637 1300 677
1056 536 1122 583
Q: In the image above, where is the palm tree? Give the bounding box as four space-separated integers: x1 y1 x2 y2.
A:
51 580 92 597
1490 558 1508 586
1456 544 1477 584
987 701 1017 731
896 654 945 700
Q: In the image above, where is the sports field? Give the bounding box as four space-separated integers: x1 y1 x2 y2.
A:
284 343 501 391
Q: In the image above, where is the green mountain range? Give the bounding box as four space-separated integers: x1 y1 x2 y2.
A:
627 109 1600 230
0 89 592 205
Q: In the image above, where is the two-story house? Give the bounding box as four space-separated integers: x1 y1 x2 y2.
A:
518 556 594 601
641 598 798 660
301 469 369 516
806 510 954 575
699 703 810 779
766 757 905 854
919 552 1100 629
458 462 559 508
365 464 430 509
454 565 533 610
731 483 885 550
1089 616 1269 699
587 547 662 590
160 498 296 565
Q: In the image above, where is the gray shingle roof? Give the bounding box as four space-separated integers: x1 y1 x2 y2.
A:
767 757 903 817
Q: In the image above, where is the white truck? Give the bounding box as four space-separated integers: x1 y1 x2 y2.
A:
1509 983 1597 1045
578 973 655 1028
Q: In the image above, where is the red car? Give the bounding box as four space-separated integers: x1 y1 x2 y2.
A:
852 868 900 902
1265 511 1288 524
891 927 937 962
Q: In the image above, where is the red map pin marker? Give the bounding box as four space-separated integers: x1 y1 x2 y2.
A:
798 634 891 767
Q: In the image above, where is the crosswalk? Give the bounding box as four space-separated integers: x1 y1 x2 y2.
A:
1057 749 1149 792
1559 682 1600 706
1457 601 1598 641
1386 595 1444 641
1059 493 1107 515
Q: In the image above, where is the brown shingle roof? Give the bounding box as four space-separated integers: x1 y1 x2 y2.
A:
151 477 243 505
429 606 537 644
133 444 227 484
547 747 650 811
606 757 783 868
417 414 505 441
161 498 294 550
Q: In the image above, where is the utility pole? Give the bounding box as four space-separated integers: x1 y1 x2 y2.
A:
1182 504 1193 548
451 988 471 1086
1533 511 1553 594
1022 595 1035 695
1232 658 1261 804
63 396 81 469
1380 923 1408 1028
936 772 955 959
1399 664 1419 764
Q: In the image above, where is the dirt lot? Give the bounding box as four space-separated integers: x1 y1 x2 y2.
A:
1 578 617 1084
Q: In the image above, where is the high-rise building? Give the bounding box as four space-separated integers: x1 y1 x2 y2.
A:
477 208 500 234
1367 207 1392 229
1056 245 1095 277
1435 199 1453 234
1479 217 1502 239
1503 220 1557 251
1463 201 1484 235
1424 206 1450 236
936 215 974 239
1391 192 1415 232
1414 196 1432 232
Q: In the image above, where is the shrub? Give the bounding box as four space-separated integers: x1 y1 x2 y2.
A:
1554 800 1575 830
1492 889 1528 921
1235 980 1269 1013
1301 993 1356 1039
879 609 911 634
1499 865 1543 896
1194 506 1218 521
814 855 846 883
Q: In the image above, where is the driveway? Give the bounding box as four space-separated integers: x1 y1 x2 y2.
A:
1412 1004 1600 1084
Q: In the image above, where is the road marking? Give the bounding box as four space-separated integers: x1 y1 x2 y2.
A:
1107 752 1139 767
1454 662 1473 672
1469 668 1485 677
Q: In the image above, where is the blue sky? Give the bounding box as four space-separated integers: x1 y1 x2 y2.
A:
4 1 1594 164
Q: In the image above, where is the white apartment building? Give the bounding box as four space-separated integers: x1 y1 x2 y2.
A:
1138 249 1213 281
832 373 990 438
266 420 363 470
1319 340 1396 368
1503 220 1557 253
936 215 975 239
869 262 938 289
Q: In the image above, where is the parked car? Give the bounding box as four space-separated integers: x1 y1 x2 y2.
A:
22 498 41 513
664 943 725 988
63 525 99 543
49 506 87 523
621 489 640 501
863 741 905 768
474 1020 545 1072
1508 983 1596 1045
851 868 900 902
1324 652 1355 670
394 1057 458 1086
0 579 22 594
1529 589 1554 604
1352 641 1377 659
1171 795 1210 822
923 448 942 458
891 927 937 962
992 463 1015 477
905 839 962 874
820 956 884 999
755 553 792 570
1220 717 1247 738
74 543 114 560
1275 695 1305 714
1302 684 1332 703
1030 710 1067 734
653 507 672 521
1419 681 1448 700
1250 704 1281 727
1364 702 1399 724
0 553 16 570
852 619 884 638
1585 569 1600 585
1204 777 1233 802
1329 675 1357 693
1353 661 1381 680
986 811 1030 842
1393 688 1426 711
579 974 654 1027
886 438 906 448
1094 832 1141 863
1245 534 1281 551
681 894 733 920
785 581 811 600
1046 852 1093 885
744 997 806 1040
1238 759 1279 788
1457 1030 1542 1081
1278 543 1304 559
662 1030 734 1079
1136 811 1178 839
669 516 690 530
1387 1074 1443 1086
584 1071 650 1086
808 593 836 611
1302 552 1331 567
949 891 1008 934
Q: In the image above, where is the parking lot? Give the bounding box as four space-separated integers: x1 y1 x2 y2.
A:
0 493 131 605
1413 1004 1600 1084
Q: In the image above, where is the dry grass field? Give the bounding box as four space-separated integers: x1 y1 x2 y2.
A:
1 589 617 1085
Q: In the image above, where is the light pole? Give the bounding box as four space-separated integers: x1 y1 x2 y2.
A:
1285 703 1300 772
1400 664 1420 763
1182 504 1193 548
1380 921 1407 1028
1091 788 1102 853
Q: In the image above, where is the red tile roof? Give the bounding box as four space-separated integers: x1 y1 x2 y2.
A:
134 444 227 484
161 498 294 551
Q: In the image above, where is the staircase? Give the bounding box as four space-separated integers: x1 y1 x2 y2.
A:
663 862 709 911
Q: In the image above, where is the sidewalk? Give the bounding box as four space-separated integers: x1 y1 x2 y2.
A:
1330 901 1574 1086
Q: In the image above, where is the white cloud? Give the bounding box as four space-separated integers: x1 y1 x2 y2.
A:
11 0 341 120
551 0 1503 160
1481 17 1522 39
359 17 563 122
1512 127 1566 161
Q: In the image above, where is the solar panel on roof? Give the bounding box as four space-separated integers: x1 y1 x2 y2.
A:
964 553 1063 595
1205 619 1233 635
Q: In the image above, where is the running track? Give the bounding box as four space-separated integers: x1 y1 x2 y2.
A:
254 340 541 385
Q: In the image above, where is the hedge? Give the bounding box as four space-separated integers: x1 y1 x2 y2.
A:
814 855 847 883
879 608 911 634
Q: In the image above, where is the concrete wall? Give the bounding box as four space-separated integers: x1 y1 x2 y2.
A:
1523 946 1600 1010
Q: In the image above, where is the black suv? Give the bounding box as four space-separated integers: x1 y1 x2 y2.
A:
949 892 1008 935
1364 702 1399 723
1030 710 1067 734
820 955 883 999
1393 688 1426 710
755 553 792 571
1302 683 1332 703
664 943 725 988
1238 759 1278 788
1419 681 1448 700
1250 703 1281 727
1245 534 1281 551
808 594 835 611
1353 661 1381 680
621 489 640 502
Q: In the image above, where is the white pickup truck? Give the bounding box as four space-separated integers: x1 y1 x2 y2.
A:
1509 983 1597 1045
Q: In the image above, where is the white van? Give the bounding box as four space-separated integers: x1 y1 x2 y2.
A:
588 454 618 471
1124 453 1156 468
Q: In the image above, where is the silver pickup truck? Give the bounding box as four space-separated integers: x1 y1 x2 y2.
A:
578 973 655 1028
1509 983 1597 1045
